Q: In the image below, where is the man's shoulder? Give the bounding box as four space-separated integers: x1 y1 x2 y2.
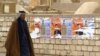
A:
12 19 18 25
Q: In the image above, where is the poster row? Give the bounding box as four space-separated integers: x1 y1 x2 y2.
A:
29 17 95 39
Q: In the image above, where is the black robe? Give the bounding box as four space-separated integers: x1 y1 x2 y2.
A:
5 18 34 56
17 18 34 56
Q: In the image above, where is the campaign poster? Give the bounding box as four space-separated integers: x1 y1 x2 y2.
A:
72 17 94 39
43 17 51 38
29 17 42 38
63 17 95 39
64 19 73 38
50 17 62 38
82 17 95 38
72 17 84 35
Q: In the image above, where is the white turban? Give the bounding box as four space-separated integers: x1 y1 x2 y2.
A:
17 11 25 18
17 13 22 18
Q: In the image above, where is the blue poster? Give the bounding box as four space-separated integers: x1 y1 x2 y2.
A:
65 20 72 38
44 19 51 38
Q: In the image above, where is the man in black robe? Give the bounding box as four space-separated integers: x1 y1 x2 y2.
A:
5 11 34 56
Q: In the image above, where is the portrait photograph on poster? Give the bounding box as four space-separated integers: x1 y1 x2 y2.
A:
29 17 42 38
50 17 63 38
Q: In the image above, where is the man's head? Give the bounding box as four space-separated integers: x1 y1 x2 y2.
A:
19 11 26 20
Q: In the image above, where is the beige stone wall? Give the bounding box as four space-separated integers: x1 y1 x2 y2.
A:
74 2 99 14
9 3 16 14
60 0 72 3
0 3 16 14
0 15 100 56
0 0 16 2
81 0 100 2
29 0 40 8
0 0 16 14
0 3 4 14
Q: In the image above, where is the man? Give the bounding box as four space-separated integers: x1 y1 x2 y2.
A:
5 11 34 56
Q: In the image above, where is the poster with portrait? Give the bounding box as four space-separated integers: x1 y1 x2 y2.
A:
50 17 63 38
64 17 95 39
29 17 42 38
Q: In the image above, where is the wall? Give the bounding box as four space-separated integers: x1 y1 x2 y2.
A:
0 3 4 14
74 2 99 14
0 0 16 14
0 15 100 56
29 0 40 9
81 0 100 2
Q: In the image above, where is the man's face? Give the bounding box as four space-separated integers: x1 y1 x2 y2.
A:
21 13 25 20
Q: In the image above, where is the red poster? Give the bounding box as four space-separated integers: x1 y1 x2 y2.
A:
50 17 62 38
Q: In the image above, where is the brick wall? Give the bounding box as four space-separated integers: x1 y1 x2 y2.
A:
0 15 100 56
